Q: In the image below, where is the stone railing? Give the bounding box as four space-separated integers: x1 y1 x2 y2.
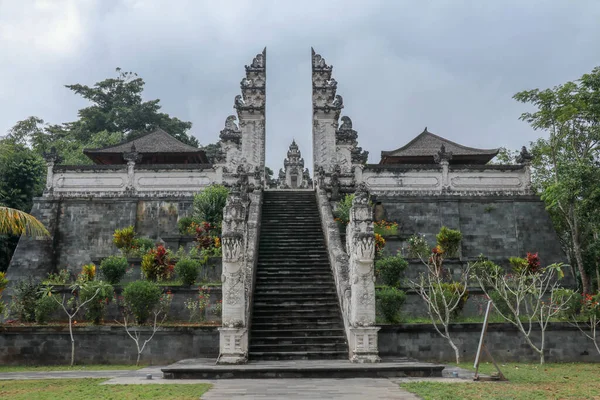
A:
362 164 532 196
48 164 218 197
217 182 263 364
316 184 380 362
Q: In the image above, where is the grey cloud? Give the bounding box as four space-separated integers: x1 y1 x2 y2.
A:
1 0 599 171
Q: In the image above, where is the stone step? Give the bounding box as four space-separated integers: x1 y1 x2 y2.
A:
254 285 335 292
253 291 338 297
250 336 346 346
249 343 347 353
252 316 341 324
256 271 332 277
253 296 338 303
254 298 338 310
250 328 345 337
251 320 344 328
248 351 347 361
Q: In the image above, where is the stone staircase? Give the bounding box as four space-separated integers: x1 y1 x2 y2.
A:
249 190 348 360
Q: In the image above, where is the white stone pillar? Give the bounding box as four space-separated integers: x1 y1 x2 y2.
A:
123 144 141 193
42 147 62 195
346 183 380 363
218 190 248 364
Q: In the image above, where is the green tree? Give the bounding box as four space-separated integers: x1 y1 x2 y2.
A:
201 142 221 164
65 68 197 146
514 66 600 294
0 139 47 271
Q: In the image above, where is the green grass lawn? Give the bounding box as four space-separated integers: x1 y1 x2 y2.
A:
0 365 142 373
0 378 211 400
402 363 600 400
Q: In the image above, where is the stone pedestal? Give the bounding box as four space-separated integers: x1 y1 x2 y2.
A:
218 327 248 364
348 327 381 363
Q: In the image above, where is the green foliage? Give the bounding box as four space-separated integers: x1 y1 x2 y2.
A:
436 226 462 258
509 257 529 274
122 280 163 324
514 66 600 294
131 237 154 257
113 226 136 255
333 194 355 225
376 286 406 323
0 139 45 271
9 279 40 322
470 255 503 281
177 217 197 235
201 143 221 164
374 220 398 236
100 255 128 284
34 292 58 324
80 280 114 324
488 289 515 322
433 283 469 321
375 254 408 288
141 245 174 281
553 288 582 320
193 185 229 228
43 269 71 285
175 258 200 286
406 234 430 259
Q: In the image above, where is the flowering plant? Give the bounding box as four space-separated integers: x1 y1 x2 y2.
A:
374 233 386 257
80 264 96 282
374 220 398 236
141 245 175 281
406 234 429 259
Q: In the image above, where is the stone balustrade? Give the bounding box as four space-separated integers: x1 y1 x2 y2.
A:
362 164 532 196
49 164 218 198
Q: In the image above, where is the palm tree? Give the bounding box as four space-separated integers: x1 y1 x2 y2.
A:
0 206 49 237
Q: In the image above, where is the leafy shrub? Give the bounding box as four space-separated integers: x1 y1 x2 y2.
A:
176 258 200 286
375 254 408 288
113 226 136 255
193 185 229 228
333 194 355 225
553 288 581 320
9 279 40 322
141 245 174 281
100 255 128 284
184 286 212 322
0 271 8 295
509 257 529 274
436 226 462 258
489 289 513 320
374 220 398 236
178 217 197 235
376 286 406 323
406 234 429 259
80 264 96 282
433 282 469 321
81 280 114 324
43 269 71 285
122 280 163 324
470 255 503 281
34 292 58 324
374 233 386 258
131 237 155 257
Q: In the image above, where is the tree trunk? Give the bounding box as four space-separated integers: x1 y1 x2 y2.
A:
571 215 591 294
69 316 75 367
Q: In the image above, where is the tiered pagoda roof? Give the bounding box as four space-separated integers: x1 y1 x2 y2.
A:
83 128 209 165
379 128 499 165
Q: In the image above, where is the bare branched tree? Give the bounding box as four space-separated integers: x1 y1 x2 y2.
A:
410 253 470 364
474 264 572 364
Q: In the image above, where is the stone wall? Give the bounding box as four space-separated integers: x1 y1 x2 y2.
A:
374 195 565 266
0 326 219 366
7 196 195 283
378 322 600 363
1 323 596 365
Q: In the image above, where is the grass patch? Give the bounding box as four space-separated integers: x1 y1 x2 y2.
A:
401 363 600 400
0 378 211 399
0 365 142 373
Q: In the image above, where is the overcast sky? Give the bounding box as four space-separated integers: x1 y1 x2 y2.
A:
1 0 599 171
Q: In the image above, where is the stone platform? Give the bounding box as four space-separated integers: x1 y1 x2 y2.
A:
161 358 445 379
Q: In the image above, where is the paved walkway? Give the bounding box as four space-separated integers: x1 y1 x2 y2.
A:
0 365 477 399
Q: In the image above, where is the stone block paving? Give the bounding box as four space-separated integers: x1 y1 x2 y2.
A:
0 365 479 399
